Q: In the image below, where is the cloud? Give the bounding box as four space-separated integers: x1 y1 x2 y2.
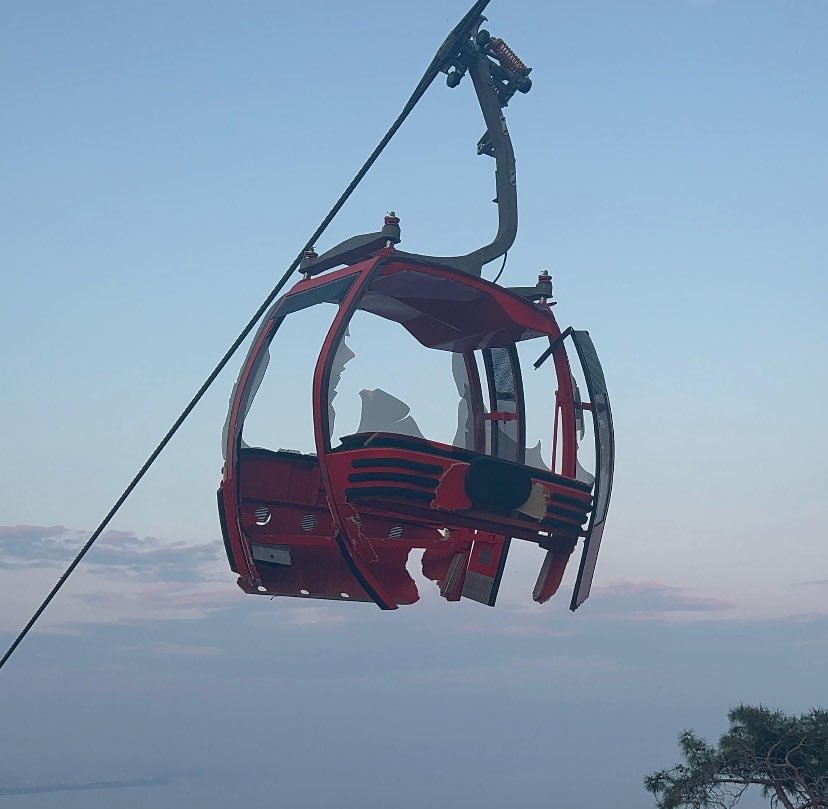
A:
64 580 236 617
0 524 85 568
0 524 69 540
0 525 803 645
244 604 348 629
455 623 574 638
0 524 221 581
580 580 737 621
487 579 738 627
440 581 738 649
0 524 232 632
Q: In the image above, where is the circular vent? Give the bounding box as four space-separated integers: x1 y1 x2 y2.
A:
254 507 271 526
388 526 404 539
301 514 317 532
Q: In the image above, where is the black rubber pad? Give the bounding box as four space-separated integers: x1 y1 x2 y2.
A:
465 456 533 512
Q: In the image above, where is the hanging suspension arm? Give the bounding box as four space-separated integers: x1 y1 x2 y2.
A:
300 7 532 279
397 21 532 276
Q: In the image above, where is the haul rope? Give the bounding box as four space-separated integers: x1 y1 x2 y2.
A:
0 0 492 673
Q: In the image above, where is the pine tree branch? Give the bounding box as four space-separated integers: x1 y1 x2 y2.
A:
772 783 797 809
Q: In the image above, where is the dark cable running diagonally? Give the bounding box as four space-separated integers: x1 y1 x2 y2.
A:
0 0 492 674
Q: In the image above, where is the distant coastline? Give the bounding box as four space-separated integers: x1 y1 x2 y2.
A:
0 776 169 797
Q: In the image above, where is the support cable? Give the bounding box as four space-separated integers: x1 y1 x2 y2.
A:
0 0 491 673
492 251 508 283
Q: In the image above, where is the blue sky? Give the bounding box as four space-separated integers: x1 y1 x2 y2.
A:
1 1 826 806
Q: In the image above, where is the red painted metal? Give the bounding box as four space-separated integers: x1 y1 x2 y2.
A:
219 248 598 609
462 350 486 453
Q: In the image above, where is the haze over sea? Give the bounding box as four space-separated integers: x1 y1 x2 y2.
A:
1 1 825 807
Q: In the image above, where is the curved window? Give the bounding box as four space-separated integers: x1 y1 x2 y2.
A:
235 276 355 456
234 263 572 475
326 310 475 450
323 265 555 462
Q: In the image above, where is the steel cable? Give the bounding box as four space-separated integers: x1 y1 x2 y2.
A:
0 0 491 673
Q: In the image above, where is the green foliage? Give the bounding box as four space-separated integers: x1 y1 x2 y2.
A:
645 705 828 809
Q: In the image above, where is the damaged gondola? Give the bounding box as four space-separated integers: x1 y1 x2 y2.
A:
218 10 614 610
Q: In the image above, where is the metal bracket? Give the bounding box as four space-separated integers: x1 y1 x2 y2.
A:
533 327 574 370
298 216 401 277
509 270 554 303
300 9 532 279
397 23 532 276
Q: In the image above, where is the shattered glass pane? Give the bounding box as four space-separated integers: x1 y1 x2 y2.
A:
592 393 613 520
572 373 585 441
525 440 549 471
576 459 595 486
489 347 516 400
452 352 475 449
327 309 470 448
327 330 355 439
484 347 520 462
569 330 615 609
515 339 561 472
241 303 339 455
222 347 270 458
356 388 425 438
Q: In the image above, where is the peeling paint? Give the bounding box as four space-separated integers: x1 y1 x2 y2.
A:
345 504 378 562
515 481 548 520
431 462 472 511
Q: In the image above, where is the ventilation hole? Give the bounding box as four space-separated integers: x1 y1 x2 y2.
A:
300 589 310 596
254 506 271 526
340 592 350 599
301 513 317 531
388 526 404 539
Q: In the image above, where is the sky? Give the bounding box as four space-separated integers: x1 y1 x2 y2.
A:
1 0 827 806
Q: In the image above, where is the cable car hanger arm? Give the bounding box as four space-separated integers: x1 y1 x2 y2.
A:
410 23 532 276
300 9 532 279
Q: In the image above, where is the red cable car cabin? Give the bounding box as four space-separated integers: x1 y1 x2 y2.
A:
219 252 613 610
217 10 614 611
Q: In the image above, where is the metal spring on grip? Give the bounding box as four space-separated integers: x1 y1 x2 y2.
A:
489 37 527 72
